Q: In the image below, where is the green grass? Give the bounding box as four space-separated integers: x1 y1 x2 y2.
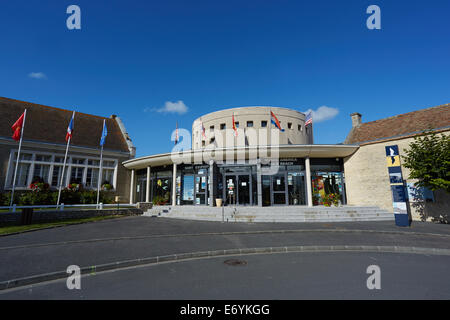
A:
0 215 126 236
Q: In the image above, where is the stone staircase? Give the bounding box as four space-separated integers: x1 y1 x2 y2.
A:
143 205 394 223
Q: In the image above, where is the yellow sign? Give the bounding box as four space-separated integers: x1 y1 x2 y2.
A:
386 155 400 167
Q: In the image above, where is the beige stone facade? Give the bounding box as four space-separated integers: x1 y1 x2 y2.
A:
192 107 312 150
344 131 450 221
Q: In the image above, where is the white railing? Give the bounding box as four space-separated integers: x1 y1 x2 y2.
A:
0 203 137 213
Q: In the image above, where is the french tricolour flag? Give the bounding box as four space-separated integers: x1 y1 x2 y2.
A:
270 111 284 132
65 111 75 142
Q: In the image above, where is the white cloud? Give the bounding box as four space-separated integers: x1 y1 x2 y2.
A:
303 105 339 123
28 72 47 79
146 100 189 115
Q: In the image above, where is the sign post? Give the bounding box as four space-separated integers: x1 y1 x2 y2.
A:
385 145 410 227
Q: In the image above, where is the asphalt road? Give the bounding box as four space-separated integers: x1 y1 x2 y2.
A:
0 216 449 299
1 251 449 299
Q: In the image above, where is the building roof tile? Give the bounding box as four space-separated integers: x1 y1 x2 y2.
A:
0 97 131 154
345 103 450 145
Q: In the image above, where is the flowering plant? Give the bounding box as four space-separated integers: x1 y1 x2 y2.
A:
67 183 82 191
29 182 50 192
322 193 340 207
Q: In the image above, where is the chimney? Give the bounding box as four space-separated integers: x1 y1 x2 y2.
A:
350 112 362 128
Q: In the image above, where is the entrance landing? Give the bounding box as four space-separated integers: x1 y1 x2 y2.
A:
143 206 395 223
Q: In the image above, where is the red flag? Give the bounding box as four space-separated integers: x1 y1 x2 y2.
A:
232 113 238 137
11 112 25 141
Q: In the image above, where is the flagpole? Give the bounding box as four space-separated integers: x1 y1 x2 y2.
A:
96 120 105 207
57 136 71 208
10 109 27 209
57 111 75 208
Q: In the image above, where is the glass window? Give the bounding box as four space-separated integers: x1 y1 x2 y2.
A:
86 168 99 188
72 158 85 165
298 124 302 131
13 163 31 187
70 167 84 184
103 160 115 168
312 172 344 205
182 175 194 205
88 159 100 166
288 122 292 129
51 165 68 187
288 172 306 205
209 125 214 130
102 169 114 185
54 157 64 163
247 121 254 127
35 155 51 162
272 175 285 192
220 123 226 130
273 193 286 205
14 153 32 161
32 164 50 183
261 121 267 128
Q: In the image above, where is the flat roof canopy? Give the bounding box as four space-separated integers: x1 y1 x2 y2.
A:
122 144 359 170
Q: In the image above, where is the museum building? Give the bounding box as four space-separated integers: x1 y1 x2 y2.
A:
124 106 359 208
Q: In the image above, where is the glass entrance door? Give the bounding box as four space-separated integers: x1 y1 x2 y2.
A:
225 175 237 205
272 173 287 205
224 174 252 205
195 174 208 205
238 175 251 205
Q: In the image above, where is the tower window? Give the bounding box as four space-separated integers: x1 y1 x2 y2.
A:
247 121 254 127
261 120 267 128
220 123 226 130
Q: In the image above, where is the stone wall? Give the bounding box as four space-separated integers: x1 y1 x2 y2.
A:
344 132 449 222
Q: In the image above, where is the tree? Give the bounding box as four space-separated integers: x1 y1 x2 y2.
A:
402 131 450 193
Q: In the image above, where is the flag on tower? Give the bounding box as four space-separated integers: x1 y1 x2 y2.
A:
232 113 238 137
305 112 313 126
270 111 284 132
201 120 206 139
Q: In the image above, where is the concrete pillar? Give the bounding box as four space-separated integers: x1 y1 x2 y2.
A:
146 166 151 203
305 157 313 207
172 163 177 206
257 159 262 207
209 160 215 207
129 169 135 204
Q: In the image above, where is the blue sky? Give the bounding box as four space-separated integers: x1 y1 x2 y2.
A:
1 0 449 157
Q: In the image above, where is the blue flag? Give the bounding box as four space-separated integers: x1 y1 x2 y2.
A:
100 120 107 146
